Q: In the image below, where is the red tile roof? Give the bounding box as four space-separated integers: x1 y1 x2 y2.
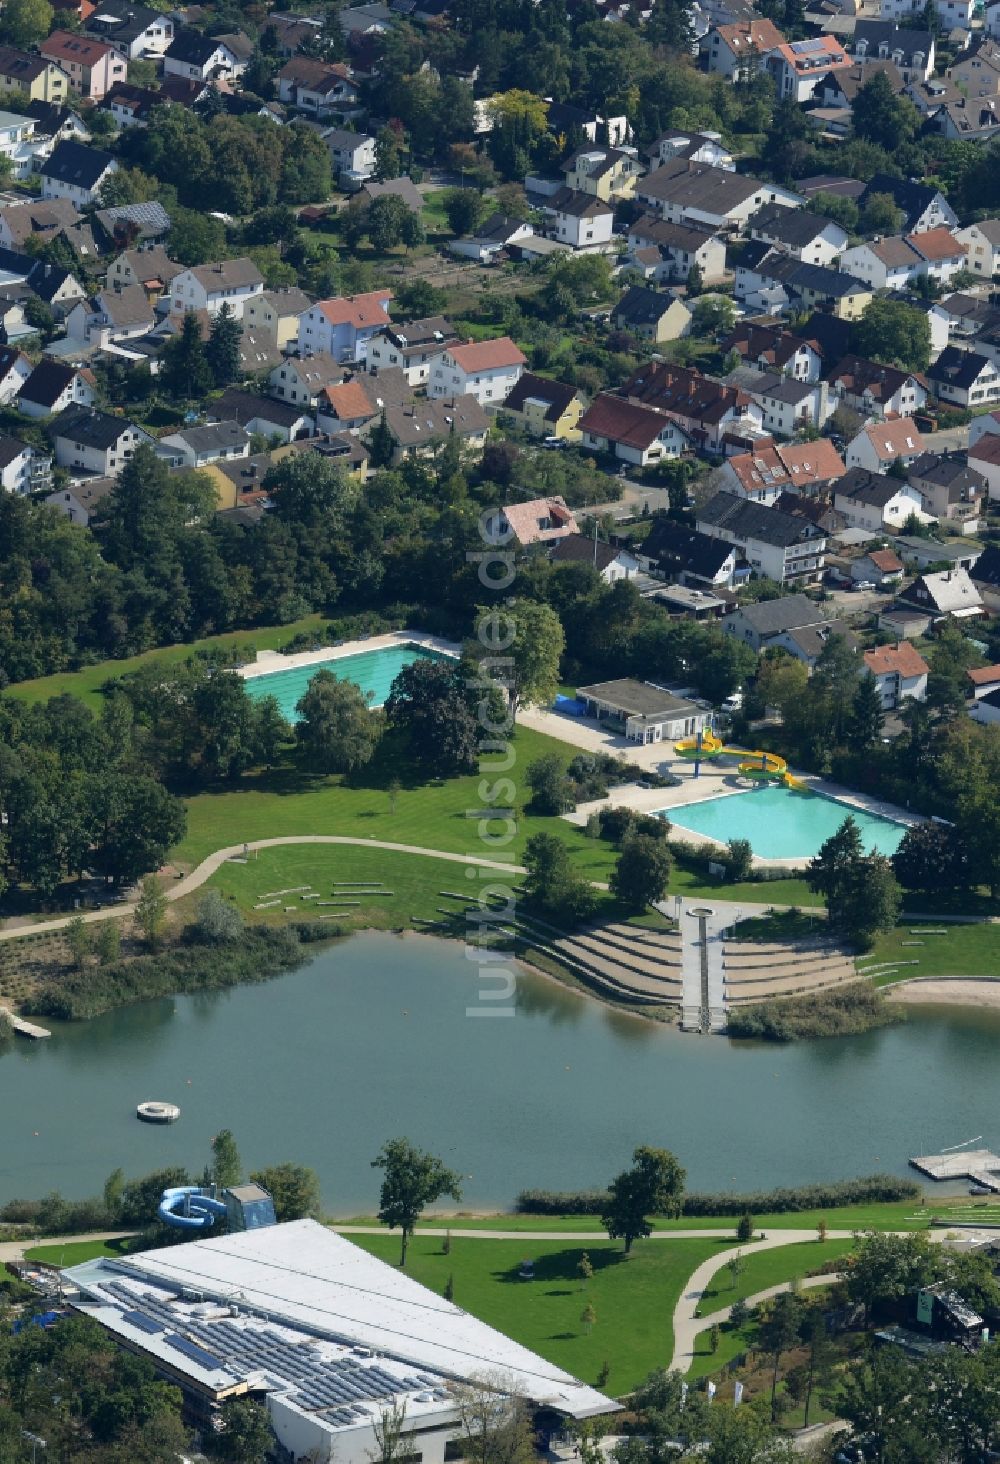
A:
967 664 1000 686
861 417 924 461
448 337 527 373
908 227 963 262
579 393 680 450
863 641 929 679
42 28 114 63
316 291 392 329
969 432 1000 466
869 549 903 573
322 380 374 419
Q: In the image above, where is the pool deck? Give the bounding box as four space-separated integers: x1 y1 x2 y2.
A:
530 708 919 872
237 630 461 682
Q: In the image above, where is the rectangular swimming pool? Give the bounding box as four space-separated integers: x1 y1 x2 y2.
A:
244 643 447 722
665 783 907 860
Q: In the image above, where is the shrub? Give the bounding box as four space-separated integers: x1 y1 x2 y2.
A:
726 984 899 1042
515 1175 920 1217
191 890 245 944
598 806 638 845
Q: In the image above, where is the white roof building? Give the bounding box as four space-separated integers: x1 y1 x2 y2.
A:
65 1221 616 1464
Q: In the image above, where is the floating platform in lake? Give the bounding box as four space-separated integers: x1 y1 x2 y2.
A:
137 1100 180 1124
0 1004 50 1039
911 1149 1000 1190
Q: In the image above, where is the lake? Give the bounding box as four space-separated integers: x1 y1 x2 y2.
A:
0 932 994 1214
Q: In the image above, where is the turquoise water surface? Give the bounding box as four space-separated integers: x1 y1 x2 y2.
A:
666 784 907 859
244 643 447 721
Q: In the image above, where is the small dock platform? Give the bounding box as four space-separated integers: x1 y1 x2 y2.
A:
911 1149 1000 1189
0 1005 51 1040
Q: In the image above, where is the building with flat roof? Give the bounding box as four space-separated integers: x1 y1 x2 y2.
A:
64 1221 616 1464
575 678 710 743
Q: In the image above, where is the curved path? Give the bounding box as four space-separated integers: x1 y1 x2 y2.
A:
0 838 530 943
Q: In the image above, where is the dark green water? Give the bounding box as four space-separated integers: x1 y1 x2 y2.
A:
0 933 995 1212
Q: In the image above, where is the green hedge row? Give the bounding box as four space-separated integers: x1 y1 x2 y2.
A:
515 1173 920 1217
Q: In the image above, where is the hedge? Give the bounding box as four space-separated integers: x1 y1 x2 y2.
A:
515 1174 920 1217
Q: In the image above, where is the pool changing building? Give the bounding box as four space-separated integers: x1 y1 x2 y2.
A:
62 1220 617 1462
576 678 711 744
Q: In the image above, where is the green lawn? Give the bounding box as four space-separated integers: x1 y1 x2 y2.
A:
694 1239 854 1318
347 1231 726 1395
24 1237 134 1265
672 867 821 908
6 615 327 711
334 1199 931 1232
865 922 1000 984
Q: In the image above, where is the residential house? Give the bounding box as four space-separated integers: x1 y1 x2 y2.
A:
40 140 117 205
64 283 154 346
720 437 845 502
969 687 1000 725
767 36 852 102
968 664 1000 700
928 347 1000 409
718 321 822 381
839 228 965 291
647 130 734 170
770 618 859 670
362 395 490 463
427 338 526 408
640 517 741 588
562 145 641 201
211 389 315 443
825 356 928 419
895 534 983 572
40 32 125 99
833 465 924 530
367 317 460 387
30 259 85 319
618 360 763 453
549 534 640 582
898 566 984 620
907 451 986 528
101 82 162 127
636 160 803 231
696 490 827 584
813 60 905 110
858 173 957 233
722 593 830 650
750 374 833 436
322 128 376 185
933 97 1000 143
85 5 174 59
612 286 692 343
168 258 264 320
862 641 929 708
270 353 345 409
0 344 31 403
947 38 1000 96
163 29 247 82
543 189 614 250
297 291 393 362
448 212 534 264
0 436 49 494
971 543 1000 611
0 110 43 181
851 548 905 586
736 251 872 319
315 378 378 434
93 201 170 251
276 59 361 119
500 373 585 441
23 100 91 144
241 288 312 350
48 403 151 476
626 217 727 283
956 218 1000 279
44 477 115 525
105 246 183 303
702 17 786 79
747 201 848 265
845 417 925 473
0 46 70 103
0 197 79 251
852 22 934 82
481 496 578 548
968 432 1000 500
969 407 1000 446
18 359 95 418
577 394 692 466
157 420 251 468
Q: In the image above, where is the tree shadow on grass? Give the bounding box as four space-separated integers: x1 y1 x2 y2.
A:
494 1248 628 1285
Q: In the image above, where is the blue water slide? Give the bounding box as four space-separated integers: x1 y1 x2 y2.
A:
158 1186 228 1230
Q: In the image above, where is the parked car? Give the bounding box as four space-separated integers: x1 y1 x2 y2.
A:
853 580 875 592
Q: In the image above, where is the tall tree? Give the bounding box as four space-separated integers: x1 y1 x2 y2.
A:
248 1163 322 1221
755 1291 803 1420
295 670 381 772
522 831 597 923
806 815 864 926
852 70 919 151
206 302 243 388
852 298 931 372
211 1128 242 1189
162 309 213 398
849 672 885 752
474 600 564 718
602 1145 686 1253
385 659 479 775
610 834 672 912
371 1137 462 1265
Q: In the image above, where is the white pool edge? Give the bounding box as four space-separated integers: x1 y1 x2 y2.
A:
238 630 461 682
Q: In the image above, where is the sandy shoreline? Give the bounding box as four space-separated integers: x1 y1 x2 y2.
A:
887 979 1000 1010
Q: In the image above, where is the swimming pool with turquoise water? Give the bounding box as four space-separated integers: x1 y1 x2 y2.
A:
244 643 447 721
665 783 908 860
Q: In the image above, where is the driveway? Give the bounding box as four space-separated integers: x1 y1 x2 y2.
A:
922 424 970 454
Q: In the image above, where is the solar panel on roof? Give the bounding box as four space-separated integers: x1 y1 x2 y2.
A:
122 1310 166 1334
165 1333 226 1372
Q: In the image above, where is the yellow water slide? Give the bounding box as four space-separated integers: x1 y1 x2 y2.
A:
673 730 726 758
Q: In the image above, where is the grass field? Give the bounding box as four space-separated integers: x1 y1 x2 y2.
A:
694 1238 854 1318
865 922 1000 984
6 615 327 711
347 1231 726 1394
24 1237 134 1265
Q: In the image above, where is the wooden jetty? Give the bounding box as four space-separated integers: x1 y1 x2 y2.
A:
0 1004 51 1040
911 1149 1000 1191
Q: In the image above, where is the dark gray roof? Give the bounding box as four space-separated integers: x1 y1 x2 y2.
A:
909 451 985 493
20 357 82 408
853 21 933 64
28 261 79 303
51 404 140 449
972 543 1000 587
726 593 826 635
835 466 909 508
166 420 249 454
42 140 116 190
928 346 994 391
643 517 736 578
0 434 29 470
698 491 820 548
504 371 579 421
861 173 945 230
547 187 609 219
749 201 841 248
576 677 701 720
550 534 623 571
165 27 227 64
214 389 309 429
86 5 167 44
614 285 679 327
